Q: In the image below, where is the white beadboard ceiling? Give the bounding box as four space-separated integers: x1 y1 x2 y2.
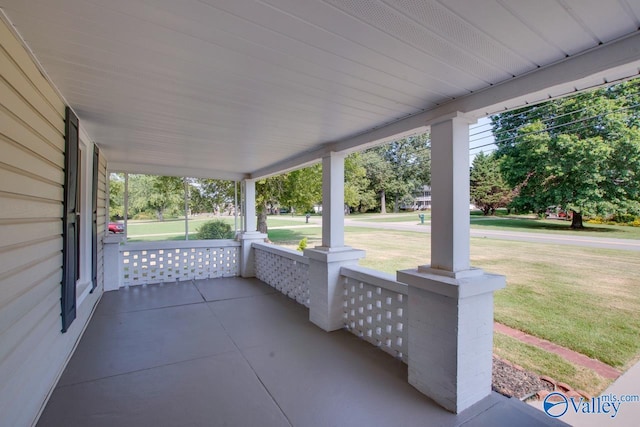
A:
2 0 639 179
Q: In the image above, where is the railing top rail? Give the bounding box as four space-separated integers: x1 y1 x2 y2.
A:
340 265 408 295
252 242 309 264
120 239 240 252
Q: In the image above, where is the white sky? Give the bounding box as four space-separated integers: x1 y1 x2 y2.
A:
469 116 497 162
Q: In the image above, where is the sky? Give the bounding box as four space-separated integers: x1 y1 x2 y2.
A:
469 116 497 162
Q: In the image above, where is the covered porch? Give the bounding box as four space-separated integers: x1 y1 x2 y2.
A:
2 1 640 425
38 276 562 427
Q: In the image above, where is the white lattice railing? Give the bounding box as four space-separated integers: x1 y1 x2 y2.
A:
341 266 408 362
120 240 240 286
253 242 310 307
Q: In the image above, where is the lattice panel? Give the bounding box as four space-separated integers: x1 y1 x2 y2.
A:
255 248 310 307
343 277 407 362
121 246 239 286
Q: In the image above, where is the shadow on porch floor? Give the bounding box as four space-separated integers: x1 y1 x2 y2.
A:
37 277 565 427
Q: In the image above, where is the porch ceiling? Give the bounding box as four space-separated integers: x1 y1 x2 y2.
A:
2 1 640 180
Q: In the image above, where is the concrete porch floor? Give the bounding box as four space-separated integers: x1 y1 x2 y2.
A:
37 277 566 427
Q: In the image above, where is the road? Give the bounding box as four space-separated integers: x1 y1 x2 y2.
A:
275 216 640 251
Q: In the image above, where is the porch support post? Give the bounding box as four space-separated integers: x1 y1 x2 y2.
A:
397 113 505 413
305 153 363 331
239 179 266 277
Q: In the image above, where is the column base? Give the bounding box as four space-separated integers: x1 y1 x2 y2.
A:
397 266 505 413
304 247 365 331
238 232 268 277
103 234 125 291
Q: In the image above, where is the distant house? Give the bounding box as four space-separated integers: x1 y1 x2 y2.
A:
414 185 432 210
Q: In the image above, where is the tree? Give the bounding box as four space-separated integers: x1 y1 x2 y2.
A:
344 152 376 213
470 152 512 215
190 179 236 214
255 165 322 233
363 133 431 213
360 150 397 214
492 81 640 228
128 175 184 221
108 173 124 220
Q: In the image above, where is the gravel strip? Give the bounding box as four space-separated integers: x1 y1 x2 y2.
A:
492 357 554 399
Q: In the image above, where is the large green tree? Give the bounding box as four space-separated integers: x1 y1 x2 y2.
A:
492 81 640 228
190 179 236 214
256 164 322 233
128 175 184 221
108 173 124 220
363 133 431 213
344 152 376 213
470 152 512 215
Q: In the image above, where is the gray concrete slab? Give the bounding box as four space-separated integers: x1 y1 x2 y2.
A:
58 302 236 386
195 276 277 301
96 281 204 314
39 352 290 427
40 279 567 427
208 292 318 350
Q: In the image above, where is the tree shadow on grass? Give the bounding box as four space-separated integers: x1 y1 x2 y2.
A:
268 229 321 245
470 217 616 233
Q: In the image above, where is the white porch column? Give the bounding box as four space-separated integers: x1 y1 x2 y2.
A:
305 153 363 331
243 179 257 233
430 115 471 273
239 179 266 277
320 152 345 249
397 113 505 413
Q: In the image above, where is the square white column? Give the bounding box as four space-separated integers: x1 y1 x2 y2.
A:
429 114 473 273
239 179 266 277
305 152 364 331
396 113 505 413
243 179 257 233
319 152 345 249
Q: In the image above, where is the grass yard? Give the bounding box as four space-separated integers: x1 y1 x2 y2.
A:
493 333 610 393
125 215 307 240
470 216 640 239
269 226 640 394
349 212 431 223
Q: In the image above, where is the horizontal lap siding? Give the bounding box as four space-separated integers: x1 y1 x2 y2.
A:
97 154 107 289
0 18 102 427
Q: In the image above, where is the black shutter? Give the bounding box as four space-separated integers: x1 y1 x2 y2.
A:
91 145 99 292
62 107 79 332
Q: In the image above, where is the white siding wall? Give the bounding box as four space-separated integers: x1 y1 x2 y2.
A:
0 17 104 427
97 152 107 290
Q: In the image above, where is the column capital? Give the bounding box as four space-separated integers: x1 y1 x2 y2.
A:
429 111 478 127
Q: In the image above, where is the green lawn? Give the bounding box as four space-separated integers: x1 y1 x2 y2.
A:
494 333 610 393
350 212 431 223
125 215 306 240
268 225 640 394
470 216 640 239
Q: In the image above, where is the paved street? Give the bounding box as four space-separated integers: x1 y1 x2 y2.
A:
292 215 640 251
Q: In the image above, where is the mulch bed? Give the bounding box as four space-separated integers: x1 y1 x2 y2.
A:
492 356 554 400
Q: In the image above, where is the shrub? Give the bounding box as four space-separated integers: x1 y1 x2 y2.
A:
587 216 605 224
612 213 637 224
196 220 234 240
297 237 308 252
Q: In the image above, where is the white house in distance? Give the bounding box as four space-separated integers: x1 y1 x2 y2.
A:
414 185 432 210
1 1 640 425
